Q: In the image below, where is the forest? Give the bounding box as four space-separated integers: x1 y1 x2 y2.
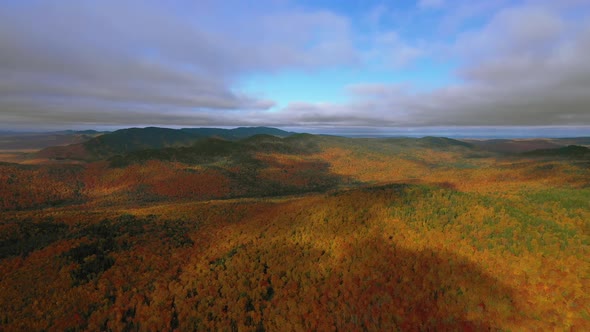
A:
0 128 589 331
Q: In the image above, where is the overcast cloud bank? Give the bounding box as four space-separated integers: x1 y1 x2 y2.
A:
1 0 589 131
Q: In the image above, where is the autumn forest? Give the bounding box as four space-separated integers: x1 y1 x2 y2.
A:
0 127 589 331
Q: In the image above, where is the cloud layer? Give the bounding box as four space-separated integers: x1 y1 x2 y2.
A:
0 0 355 127
1 1 589 129
269 3 590 127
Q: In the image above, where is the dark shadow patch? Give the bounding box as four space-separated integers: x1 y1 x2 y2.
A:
63 214 196 284
0 219 68 259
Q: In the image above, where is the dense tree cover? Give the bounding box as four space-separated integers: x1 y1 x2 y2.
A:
1 137 342 211
0 218 68 259
1 135 589 330
0 164 84 210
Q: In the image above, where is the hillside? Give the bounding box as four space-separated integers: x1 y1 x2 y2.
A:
1 133 589 330
524 145 590 159
108 134 319 166
83 127 199 158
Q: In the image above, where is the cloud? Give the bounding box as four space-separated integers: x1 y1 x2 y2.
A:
435 1 512 34
0 0 356 127
454 6 565 60
363 31 425 68
267 4 590 127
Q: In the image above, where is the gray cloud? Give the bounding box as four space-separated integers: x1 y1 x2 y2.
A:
0 0 356 127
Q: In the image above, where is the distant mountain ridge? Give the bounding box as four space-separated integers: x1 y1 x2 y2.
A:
83 127 198 159
36 127 295 161
180 126 292 139
32 126 590 163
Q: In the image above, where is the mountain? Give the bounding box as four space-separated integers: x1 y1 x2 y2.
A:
84 127 198 158
108 134 319 167
35 127 294 161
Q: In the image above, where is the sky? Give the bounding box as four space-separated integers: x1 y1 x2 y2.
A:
1 0 590 136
